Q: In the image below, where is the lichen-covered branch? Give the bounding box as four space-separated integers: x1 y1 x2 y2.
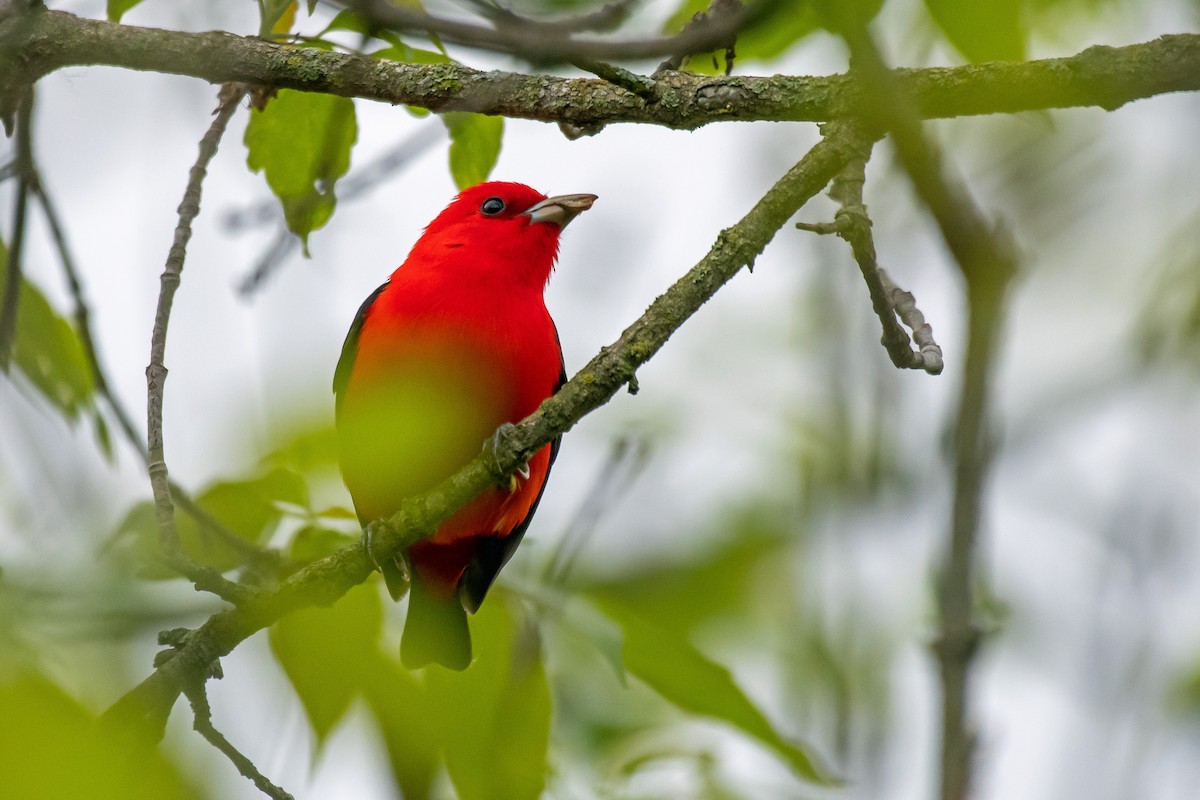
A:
1 10 1198 130
102 118 873 739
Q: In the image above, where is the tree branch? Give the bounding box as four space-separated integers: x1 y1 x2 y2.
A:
145 83 255 606
833 21 1019 800
183 677 294 800
102 118 873 739
2 11 1198 130
797 154 944 374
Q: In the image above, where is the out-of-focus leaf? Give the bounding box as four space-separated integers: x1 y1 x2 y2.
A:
585 521 792 634
0 673 195 799
314 505 358 521
270 581 384 743
245 90 357 253
372 44 452 65
0 241 95 419
1138 216 1200 370
92 409 115 463
441 113 504 191
601 604 835 785
288 524 358 565
107 0 146 23
106 467 308 576
427 596 552 800
363 658 441 800
261 420 340 472
268 0 298 35
925 0 1026 62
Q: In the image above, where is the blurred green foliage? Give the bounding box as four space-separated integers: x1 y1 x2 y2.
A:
0 673 195 798
0 239 95 420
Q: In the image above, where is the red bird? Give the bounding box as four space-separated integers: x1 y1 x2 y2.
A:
335 182 595 670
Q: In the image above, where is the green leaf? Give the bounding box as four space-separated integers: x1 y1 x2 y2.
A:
363 659 441 800
0 240 95 419
270 581 384 742
106 467 308 576
372 44 451 65
601 604 836 785
441 113 504 191
288 524 358 565
925 0 1026 62
426 596 552 800
245 90 358 253
0 673 195 799
585 522 791 634
107 0 147 23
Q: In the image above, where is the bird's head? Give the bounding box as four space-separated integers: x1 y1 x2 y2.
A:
408 182 597 289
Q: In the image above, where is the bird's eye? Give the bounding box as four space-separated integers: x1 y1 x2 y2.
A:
480 197 506 216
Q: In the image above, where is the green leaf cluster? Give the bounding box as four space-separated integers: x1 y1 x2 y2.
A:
0 240 95 420
245 89 358 254
270 584 551 800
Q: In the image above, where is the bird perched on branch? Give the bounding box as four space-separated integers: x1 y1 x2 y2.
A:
335 182 596 670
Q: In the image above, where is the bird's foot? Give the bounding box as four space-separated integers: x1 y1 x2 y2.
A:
364 519 412 601
486 423 530 491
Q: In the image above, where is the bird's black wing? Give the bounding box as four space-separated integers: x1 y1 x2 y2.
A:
333 281 413 600
458 330 567 614
333 281 389 413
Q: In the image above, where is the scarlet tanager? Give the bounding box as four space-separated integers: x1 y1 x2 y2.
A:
335 182 596 670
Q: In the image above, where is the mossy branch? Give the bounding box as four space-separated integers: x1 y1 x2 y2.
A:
101 118 874 739
2 10 1199 130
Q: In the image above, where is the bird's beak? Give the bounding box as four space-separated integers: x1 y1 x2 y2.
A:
522 193 597 229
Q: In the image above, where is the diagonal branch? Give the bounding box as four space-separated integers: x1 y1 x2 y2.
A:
101 118 874 740
2 11 1199 130
183 677 294 800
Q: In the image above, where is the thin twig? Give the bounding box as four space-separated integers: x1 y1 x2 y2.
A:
145 83 251 604
0 87 32 370
183 678 294 800
834 20 1018 800
102 120 875 739
879 267 943 373
20 91 279 579
543 436 650 587
654 0 742 75
796 155 943 374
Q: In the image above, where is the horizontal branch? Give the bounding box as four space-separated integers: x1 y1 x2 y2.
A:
101 118 875 739
2 10 1199 130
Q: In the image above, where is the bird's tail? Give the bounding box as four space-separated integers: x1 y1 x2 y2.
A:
401 573 472 670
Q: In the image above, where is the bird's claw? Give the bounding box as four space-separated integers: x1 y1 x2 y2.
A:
486 422 530 491
364 519 412 601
